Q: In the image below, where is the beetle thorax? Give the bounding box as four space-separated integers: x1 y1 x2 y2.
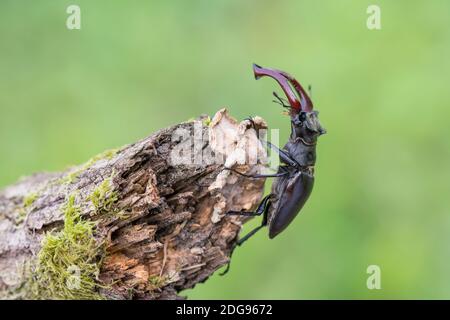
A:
285 111 326 167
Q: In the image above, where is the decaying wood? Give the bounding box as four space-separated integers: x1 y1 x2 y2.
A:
0 109 268 300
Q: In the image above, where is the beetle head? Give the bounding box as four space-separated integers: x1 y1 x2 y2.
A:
253 63 326 143
291 110 326 145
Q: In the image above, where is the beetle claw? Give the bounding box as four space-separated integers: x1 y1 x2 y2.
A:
243 116 260 137
219 244 237 276
219 262 231 276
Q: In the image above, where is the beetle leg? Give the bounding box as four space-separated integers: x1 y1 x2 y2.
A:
244 119 297 166
220 196 270 276
244 116 255 125
243 116 262 138
263 140 299 168
225 167 288 179
236 219 267 245
226 194 271 216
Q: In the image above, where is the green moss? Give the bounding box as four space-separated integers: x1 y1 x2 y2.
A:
113 210 131 220
148 275 168 290
84 148 119 169
202 116 212 126
184 117 196 123
60 148 119 185
27 194 105 300
89 176 118 215
23 192 38 208
60 170 80 184
15 192 38 224
15 211 26 225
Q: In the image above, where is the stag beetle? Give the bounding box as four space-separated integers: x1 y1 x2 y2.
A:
221 64 326 275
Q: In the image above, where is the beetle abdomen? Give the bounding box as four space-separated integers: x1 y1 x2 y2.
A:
268 171 314 239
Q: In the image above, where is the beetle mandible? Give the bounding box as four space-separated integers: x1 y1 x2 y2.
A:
221 64 326 275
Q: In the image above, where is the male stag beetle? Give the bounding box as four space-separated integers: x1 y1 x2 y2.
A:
221 64 326 275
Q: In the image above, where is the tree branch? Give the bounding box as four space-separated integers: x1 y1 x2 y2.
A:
0 109 268 300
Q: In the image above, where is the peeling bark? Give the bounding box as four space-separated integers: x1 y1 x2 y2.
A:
0 109 268 300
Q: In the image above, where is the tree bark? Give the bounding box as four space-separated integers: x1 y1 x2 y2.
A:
0 109 268 300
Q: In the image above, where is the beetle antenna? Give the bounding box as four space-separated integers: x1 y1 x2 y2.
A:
308 85 312 99
272 92 290 109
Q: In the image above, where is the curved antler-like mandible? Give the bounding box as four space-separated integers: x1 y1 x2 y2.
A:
278 71 313 112
253 63 301 112
252 63 313 113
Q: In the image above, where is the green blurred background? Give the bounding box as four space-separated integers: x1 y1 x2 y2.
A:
1 0 450 299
